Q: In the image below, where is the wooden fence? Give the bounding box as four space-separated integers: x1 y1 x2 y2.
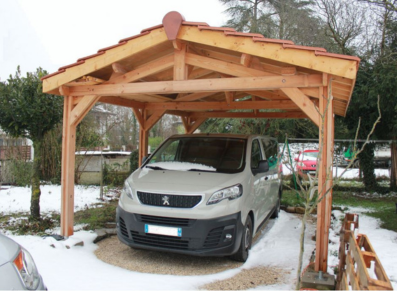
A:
337 213 393 290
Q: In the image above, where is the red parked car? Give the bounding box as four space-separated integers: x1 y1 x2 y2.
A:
295 149 319 176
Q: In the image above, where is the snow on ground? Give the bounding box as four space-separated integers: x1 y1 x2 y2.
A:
282 165 390 179
0 185 102 215
1 174 396 289
328 207 397 290
6 211 315 290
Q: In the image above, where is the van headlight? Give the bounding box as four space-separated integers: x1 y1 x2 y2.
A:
13 248 40 290
122 181 134 199
207 184 242 205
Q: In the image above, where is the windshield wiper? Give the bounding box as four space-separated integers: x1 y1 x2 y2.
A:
188 168 215 172
145 165 165 170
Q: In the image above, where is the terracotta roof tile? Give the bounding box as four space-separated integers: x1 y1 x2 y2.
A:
140 24 163 34
41 11 360 82
42 69 66 80
119 31 150 43
252 36 294 45
182 21 209 27
97 42 127 53
224 31 264 38
58 60 85 71
315 51 361 62
283 44 327 52
77 51 106 62
197 26 236 32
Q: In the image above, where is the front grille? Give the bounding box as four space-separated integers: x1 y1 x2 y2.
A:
203 227 224 248
131 231 189 250
137 214 194 227
137 191 202 208
119 217 129 238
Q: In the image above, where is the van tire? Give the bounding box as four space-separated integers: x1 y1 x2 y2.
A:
270 196 280 219
231 216 252 262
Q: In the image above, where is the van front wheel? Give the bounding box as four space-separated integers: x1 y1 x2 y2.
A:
231 216 252 262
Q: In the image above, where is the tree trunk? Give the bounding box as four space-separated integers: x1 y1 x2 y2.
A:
358 143 378 191
390 141 397 190
30 140 42 220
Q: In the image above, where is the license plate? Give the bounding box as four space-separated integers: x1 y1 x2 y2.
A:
145 224 182 237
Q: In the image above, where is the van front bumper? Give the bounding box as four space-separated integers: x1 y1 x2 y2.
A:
116 206 244 257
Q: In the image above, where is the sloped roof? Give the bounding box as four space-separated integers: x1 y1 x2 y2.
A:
42 11 360 119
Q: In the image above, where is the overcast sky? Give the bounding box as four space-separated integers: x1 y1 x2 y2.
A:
0 0 228 81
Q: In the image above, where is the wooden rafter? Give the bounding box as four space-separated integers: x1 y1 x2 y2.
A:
68 75 323 96
178 26 358 79
42 28 169 93
189 111 306 119
145 100 299 111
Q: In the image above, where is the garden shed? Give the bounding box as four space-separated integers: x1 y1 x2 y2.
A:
41 11 360 272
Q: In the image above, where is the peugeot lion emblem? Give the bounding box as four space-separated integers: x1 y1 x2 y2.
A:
162 195 170 206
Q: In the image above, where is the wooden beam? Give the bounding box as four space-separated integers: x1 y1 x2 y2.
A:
99 96 144 109
175 91 216 102
240 53 252 67
189 111 307 119
315 83 334 272
225 91 235 104
68 75 323 96
106 54 174 85
144 110 166 131
281 87 320 127
60 95 76 237
246 90 288 100
69 95 101 126
132 108 145 128
146 100 299 111
185 52 273 78
178 26 359 79
174 42 188 81
139 127 148 166
43 28 169 92
186 117 206 134
112 63 128 74
66 76 105 87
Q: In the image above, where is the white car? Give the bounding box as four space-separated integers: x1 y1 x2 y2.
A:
116 134 282 261
0 233 46 290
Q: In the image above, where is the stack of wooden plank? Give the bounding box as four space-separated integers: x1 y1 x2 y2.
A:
337 213 393 290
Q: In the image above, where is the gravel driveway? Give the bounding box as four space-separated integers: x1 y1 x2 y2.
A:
94 218 290 289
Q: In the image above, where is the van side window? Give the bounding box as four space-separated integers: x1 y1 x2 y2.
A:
251 139 262 169
262 139 278 169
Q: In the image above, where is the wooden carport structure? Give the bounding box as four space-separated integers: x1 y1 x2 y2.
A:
41 11 360 272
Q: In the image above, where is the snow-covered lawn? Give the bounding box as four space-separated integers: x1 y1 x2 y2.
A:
1 184 396 290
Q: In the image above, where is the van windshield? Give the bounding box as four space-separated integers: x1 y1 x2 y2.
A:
146 137 247 173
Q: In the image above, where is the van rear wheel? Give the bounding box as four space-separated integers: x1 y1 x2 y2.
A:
231 216 252 262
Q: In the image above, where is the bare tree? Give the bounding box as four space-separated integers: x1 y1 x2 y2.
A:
316 0 371 55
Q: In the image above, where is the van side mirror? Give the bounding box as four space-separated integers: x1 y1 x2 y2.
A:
252 160 269 175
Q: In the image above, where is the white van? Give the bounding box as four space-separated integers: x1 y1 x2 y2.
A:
116 134 282 261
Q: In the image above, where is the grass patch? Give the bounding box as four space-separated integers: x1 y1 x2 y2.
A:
0 213 59 235
74 200 118 230
281 187 397 232
333 191 397 232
